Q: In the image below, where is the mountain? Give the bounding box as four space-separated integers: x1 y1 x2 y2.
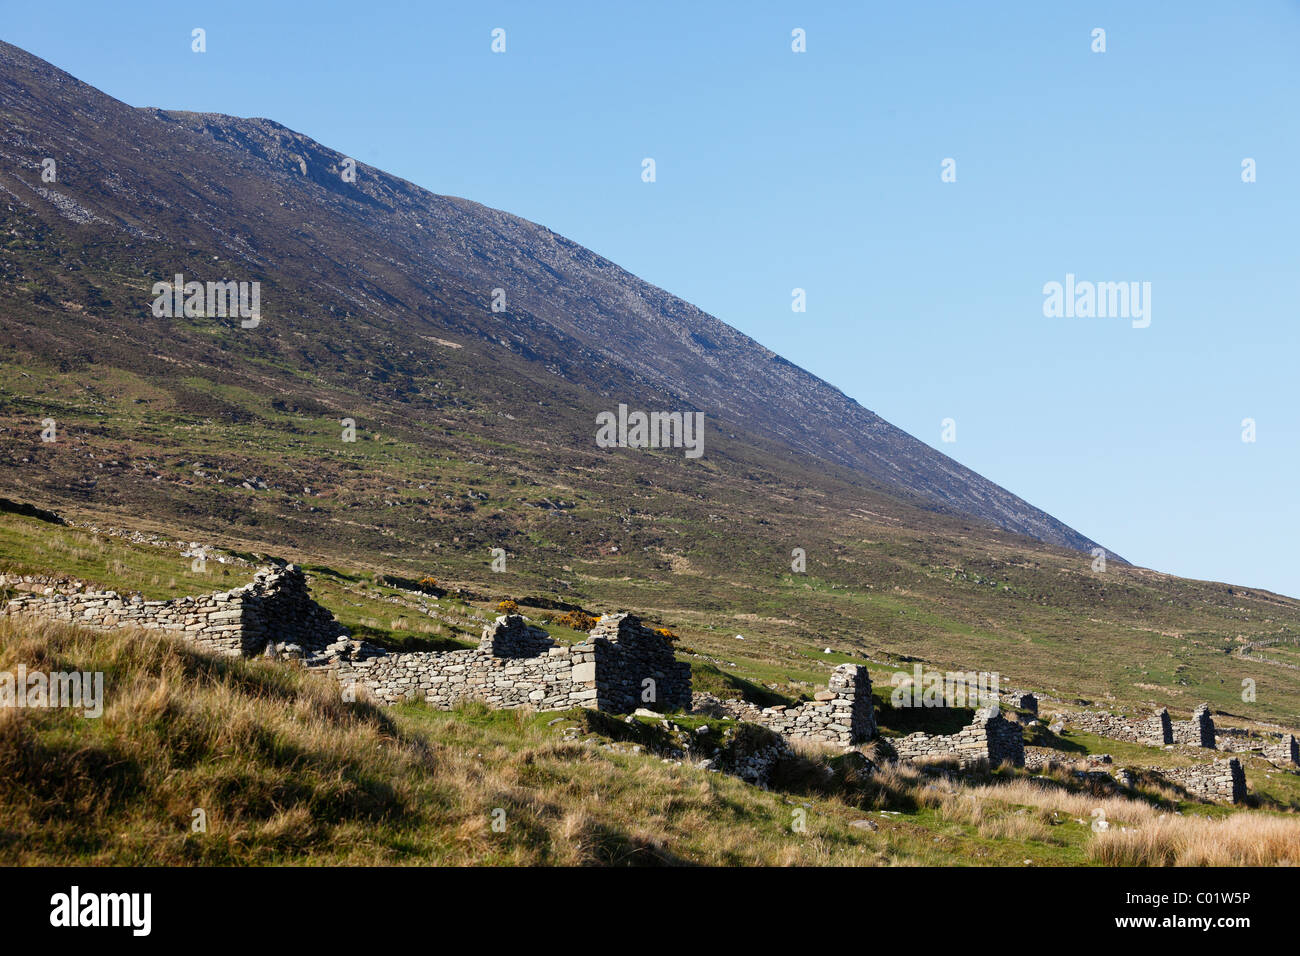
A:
0 38 1108 559
6 39 1300 736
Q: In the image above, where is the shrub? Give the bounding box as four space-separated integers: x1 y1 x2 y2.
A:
496 600 519 615
553 610 597 631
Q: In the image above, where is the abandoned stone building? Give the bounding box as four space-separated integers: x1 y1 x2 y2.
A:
1 565 692 714
3 565 1292 803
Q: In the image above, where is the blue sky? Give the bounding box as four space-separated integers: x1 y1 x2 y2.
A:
6 2 1299 596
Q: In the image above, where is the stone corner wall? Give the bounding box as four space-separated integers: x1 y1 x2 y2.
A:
1 563 341 658
1264 734 1300 767
581 613 692 713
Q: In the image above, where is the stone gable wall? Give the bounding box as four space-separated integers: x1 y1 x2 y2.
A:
1171 704 1216 748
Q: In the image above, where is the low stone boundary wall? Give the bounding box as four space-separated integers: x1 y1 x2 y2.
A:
892 707 1025 767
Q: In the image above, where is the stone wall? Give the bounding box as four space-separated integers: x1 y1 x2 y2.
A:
1007 692 1039 717
1156 758 1246 804
3 571 690 716
584 614 693 713
1171 704 1216 748
1217 729 1300 767
2 565 341 657
892 707 1025 767
331 612 690 713
1265 734 1300 767
749 664 875 747
1058 707 1172 746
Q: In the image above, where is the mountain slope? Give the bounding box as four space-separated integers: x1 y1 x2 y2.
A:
0 38 1109 558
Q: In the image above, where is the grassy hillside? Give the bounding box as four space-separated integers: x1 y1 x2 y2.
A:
2 613 1298 866
2 475 1298 734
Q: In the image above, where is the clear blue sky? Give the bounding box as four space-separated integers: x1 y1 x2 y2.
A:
6 2 1299 596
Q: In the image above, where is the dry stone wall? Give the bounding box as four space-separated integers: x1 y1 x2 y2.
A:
4 575 690 717
892 707 1025 767
1216 728 1300 766
1059 707 1172 745
332 612 690 713
690 665 874 747
1265 734 1300 766
1156 758 1246 804
2 565 340 657
750 665 875 747
1171 704 1216 748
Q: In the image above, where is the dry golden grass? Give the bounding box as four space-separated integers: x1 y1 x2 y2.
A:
0 614 890 865
959 778 1164 827
1088 812 1300 866
3 613 1295 867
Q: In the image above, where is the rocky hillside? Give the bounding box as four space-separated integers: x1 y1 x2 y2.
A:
0 38 1107 557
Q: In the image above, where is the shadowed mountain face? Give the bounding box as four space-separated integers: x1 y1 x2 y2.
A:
0 39 1109 560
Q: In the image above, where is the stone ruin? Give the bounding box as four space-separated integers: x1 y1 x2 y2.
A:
330 611 692 713
2 566 690 715
891 706 1026 767
3 567 1290 803
1171 704 1216 748
1057 706 1173 746
1154 758 1247 804
1059 703 1221 751
694 664 875 748
1266 734 1300 766
1215 728 1299 767
2 564 345 658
